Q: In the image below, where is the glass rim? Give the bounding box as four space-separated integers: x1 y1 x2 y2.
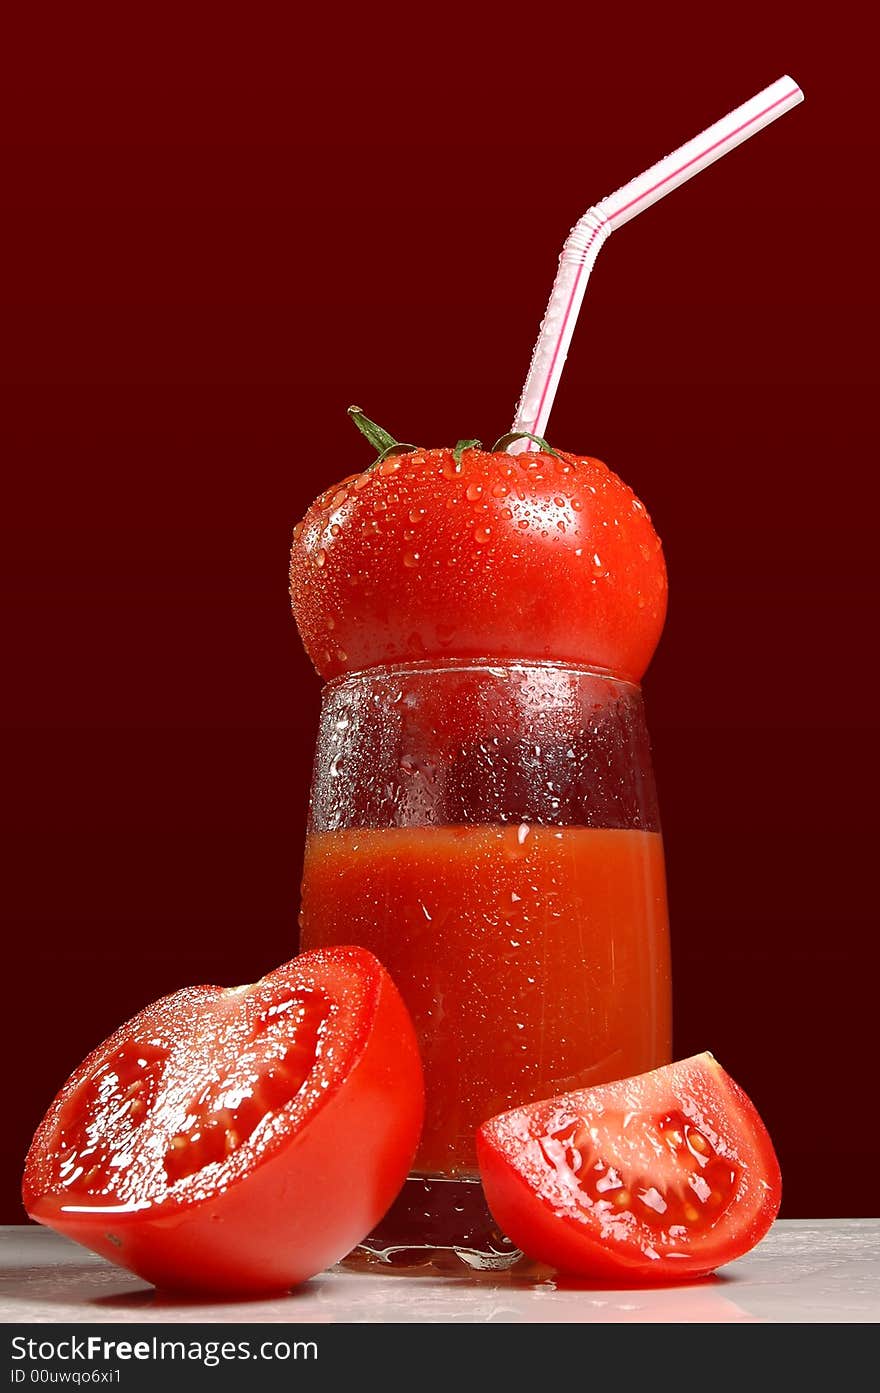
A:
322 657 642 694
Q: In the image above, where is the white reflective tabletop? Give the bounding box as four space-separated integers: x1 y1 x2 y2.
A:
1 1220 877 1324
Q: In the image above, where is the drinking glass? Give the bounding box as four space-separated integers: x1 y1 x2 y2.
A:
299 659 671 1269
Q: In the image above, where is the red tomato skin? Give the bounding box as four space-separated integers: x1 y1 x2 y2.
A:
23 948 424 1294
290 449 667 684
477 1054 781 1283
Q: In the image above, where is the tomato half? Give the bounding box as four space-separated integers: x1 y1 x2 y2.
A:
23 947 424 1294
477 1054 781 1282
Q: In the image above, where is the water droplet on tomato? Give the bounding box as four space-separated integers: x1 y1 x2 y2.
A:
330 523 342 538
491 482 509 498
473 526 491 545
466 482 483 502
408 508 425 524
315 549 327 568
402 551 420 568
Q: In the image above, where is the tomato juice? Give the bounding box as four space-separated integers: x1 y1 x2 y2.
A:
300 823 671 1177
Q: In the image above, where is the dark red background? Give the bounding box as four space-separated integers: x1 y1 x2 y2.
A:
3 10 878 1223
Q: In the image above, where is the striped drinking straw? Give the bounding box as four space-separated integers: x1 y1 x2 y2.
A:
510 76 804 449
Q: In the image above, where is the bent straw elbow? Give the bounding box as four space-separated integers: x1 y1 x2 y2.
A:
510 209 612 448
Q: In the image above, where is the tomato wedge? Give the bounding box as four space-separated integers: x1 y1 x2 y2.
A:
23 947 424 1293
477 1054 780 1282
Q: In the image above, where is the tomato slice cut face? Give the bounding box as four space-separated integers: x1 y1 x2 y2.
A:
24 947 424 1293
477 1054 781 1282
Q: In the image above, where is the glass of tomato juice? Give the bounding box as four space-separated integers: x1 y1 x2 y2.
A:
299 657 671 1268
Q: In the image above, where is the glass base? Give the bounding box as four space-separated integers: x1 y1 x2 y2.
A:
337 1175 546 1275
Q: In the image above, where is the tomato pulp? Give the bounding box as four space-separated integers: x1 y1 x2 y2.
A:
477 1054 781 1281
300 825 671 1177
23 947 425 1293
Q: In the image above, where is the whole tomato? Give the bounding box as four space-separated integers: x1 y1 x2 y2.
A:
290 412 666 683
